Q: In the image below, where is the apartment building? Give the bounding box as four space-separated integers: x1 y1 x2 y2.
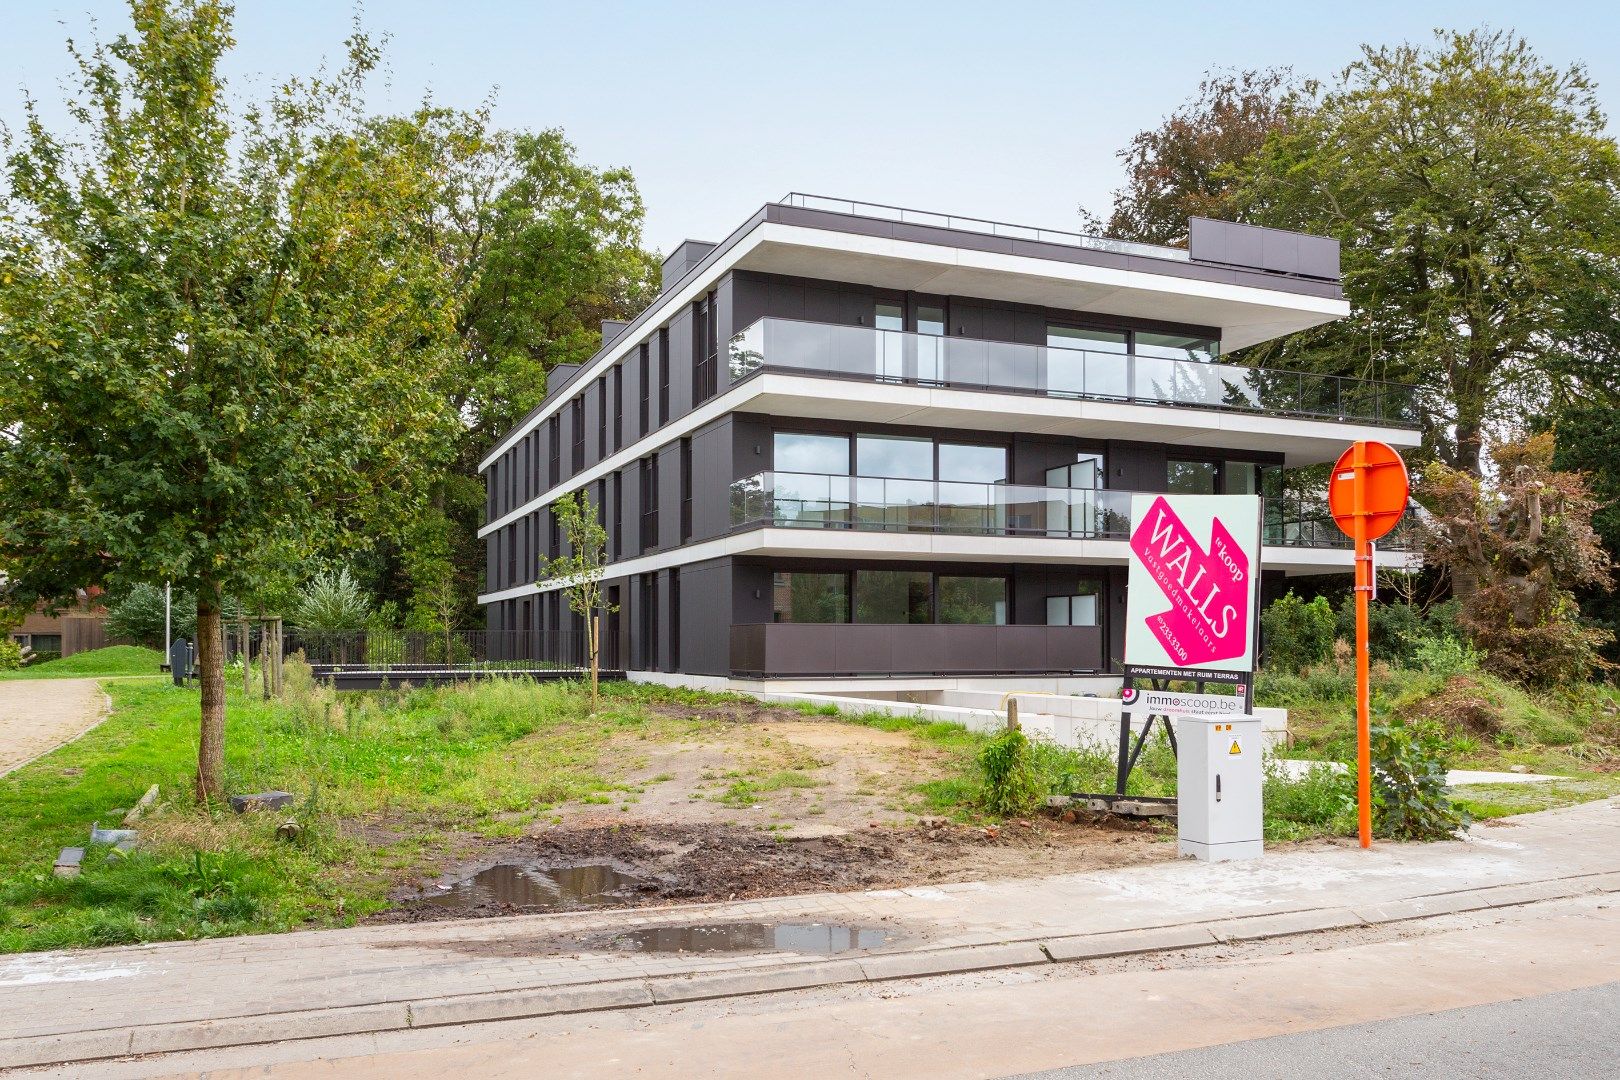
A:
477 195 1420 687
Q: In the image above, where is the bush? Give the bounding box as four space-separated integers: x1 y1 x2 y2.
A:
1370 718 1470 841
1335 599 1425 665
104 584 196 648
289 568 372 631
0 637 21 670
1262 592 1337 672
1408 635 1482 678
1263 760 1357 840
978 727 1044 818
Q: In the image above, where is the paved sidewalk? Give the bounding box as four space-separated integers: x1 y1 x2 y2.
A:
0 678 109 777
2 798 1618 1069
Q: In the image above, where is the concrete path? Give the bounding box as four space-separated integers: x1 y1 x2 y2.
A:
0 678 109 778
2 796 1617 1070
1272 757 1564 786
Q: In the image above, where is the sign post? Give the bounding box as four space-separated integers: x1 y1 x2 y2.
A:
1328 441 1409 849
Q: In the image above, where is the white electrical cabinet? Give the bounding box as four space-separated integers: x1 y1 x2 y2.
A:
1175 714 1264 862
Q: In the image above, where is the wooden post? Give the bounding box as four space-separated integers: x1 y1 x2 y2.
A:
241 616 251 696
1006 697 1020 732
273 618 284 697
260 616 271 701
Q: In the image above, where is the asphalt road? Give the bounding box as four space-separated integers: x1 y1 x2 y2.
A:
1021 982 1620 1080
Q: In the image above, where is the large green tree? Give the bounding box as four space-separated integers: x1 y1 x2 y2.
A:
345 109 659 628
1084 69 1294 245
1235 29 1620 477
0 1 460 800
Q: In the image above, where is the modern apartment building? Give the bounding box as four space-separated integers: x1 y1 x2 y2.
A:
477 195 1420 688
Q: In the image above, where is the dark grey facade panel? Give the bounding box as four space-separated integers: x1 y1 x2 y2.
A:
583 379 602 471
666 308 694 421
676 558 731 677
690 417 734 541
656 442 682 552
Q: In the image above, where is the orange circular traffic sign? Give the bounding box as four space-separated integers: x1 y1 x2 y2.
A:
1329 441 1409 541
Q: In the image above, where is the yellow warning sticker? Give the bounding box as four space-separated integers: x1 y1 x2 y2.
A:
1228 738 1243 756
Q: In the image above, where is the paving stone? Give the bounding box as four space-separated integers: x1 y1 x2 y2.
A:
1041 925 1221 961
649 960 865 1004
857 942 1049 982
410 981 652 1027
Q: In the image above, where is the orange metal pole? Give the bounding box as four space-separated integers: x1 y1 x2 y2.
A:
1353 444 1373 848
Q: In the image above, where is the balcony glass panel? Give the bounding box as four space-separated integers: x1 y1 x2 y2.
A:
729 470 1409 550
728 318 1420 426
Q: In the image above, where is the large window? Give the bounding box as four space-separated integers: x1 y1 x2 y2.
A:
1136 332 1218 362
1167 459 1219 495
874 300 904 331
772 572 849 623
854 570 933 624
938 443 1006 484
938 576 1006 625
1047 582 1102 627
856 435 932 531
1047 325 1128 398
775 432 849 474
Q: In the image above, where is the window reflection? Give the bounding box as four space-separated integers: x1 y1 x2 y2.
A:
1167 459 1219 495
772 572 848 623
855 570 933 624
939 576 1007 625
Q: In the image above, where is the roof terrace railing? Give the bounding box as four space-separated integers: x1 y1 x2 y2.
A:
729 317 1421 428
780 193 1191 262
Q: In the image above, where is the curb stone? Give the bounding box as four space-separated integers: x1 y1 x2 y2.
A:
1040 925 1220 961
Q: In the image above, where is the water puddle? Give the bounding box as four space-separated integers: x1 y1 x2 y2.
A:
596 922 892 954
425 863 646 911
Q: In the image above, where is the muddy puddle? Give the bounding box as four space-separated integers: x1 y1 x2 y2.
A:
591 921 893 955
424 863 648 912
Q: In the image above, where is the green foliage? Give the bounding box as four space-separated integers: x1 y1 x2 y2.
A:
1236 29 1620 477
1370 719 1470 841
977 728 1044 818
0 638 20 671
1263 761 1357 841
105 584 196 648
289 569 373 632
1407 635 1483 679
1334 599 1422 664
1261 592 1337 672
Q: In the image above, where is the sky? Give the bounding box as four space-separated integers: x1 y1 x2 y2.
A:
4 1 1619 254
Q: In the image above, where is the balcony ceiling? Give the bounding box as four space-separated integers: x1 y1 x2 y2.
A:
736 228 1348 353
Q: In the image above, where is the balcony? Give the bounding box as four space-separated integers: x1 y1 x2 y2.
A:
730 471 1413 551
731 622 1105 677
728 317 1419 428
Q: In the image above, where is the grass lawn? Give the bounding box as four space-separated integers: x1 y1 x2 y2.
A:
5 658 1608 954
0 645 164 681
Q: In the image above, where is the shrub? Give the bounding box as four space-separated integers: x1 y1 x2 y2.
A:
0 637 21 670
1261 592 1337 672
1408 635 1482 678
105 584 196 648
289 568 372 631
1370 718 1470 841
1335 599 1425 665
1262 760 1356 840
978 727 1044 818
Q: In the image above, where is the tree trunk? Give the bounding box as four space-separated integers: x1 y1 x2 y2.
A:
589 611 600 714
195 593 226 806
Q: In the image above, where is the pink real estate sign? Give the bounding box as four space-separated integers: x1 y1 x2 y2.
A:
1124 494 1262 676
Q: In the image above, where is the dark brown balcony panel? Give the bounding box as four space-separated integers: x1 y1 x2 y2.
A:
729 623 1103 678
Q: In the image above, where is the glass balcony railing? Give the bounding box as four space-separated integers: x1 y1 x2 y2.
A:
730 471 1415 551
728 318 1420 428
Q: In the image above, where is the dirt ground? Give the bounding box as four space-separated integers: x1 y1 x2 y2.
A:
373 698 1177 922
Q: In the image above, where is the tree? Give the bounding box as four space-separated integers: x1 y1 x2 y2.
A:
346 109 659 629
288 569 373 632
1085 69 1294 245
105 583 196 648
1415 433 1613 685
0 1 460 801
543 490 616 713
1235 30 1620 477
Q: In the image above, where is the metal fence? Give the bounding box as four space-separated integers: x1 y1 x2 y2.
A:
283 629 589 672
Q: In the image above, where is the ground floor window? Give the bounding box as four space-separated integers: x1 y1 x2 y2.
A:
938 575 1006 624
854 570 933 624
768 569 1009 625
772 572 848 623
1046 582 1102 627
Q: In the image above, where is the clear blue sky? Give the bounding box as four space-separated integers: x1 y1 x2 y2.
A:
5 1 1618 253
